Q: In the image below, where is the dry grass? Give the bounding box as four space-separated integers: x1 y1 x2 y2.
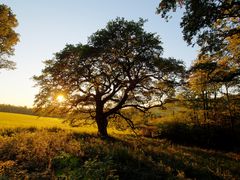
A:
0 127 239 179
0 112 239 179
0 112 67 129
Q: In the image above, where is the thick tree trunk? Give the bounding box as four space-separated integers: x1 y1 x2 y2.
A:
95 96 109 138
96 116 108 138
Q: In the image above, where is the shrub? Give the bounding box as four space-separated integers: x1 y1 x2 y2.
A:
159 121 240 151
0 129 84 174
0 127 239 179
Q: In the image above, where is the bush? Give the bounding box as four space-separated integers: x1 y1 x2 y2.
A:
0 129 84 174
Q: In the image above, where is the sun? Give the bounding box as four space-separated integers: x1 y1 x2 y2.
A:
56 95 65 103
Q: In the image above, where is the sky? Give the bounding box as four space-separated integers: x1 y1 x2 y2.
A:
0 0 198 107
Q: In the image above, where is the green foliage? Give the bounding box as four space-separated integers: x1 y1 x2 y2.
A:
181 48 240 128
52 152 82 177
157 0 240 54
156 0 240 152
78 157 119 180
0 4 19 70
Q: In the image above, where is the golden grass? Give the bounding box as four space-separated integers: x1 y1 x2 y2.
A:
0 112 131 135
0 112 239 179
0 112 67 129
0 128 239 179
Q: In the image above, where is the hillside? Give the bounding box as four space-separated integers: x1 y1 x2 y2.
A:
0 112 239 179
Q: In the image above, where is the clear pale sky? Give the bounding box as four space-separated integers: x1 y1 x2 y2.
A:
0 0 198 107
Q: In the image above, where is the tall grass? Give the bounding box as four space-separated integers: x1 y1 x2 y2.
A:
0 112 239 179
0 128 239 179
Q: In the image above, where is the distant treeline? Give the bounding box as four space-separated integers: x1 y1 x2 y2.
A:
0 104 34 115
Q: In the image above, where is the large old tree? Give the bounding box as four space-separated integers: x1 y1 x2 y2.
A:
0 4 19 70
34 18 184 137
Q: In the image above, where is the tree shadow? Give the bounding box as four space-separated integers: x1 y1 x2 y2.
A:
116 136 239 179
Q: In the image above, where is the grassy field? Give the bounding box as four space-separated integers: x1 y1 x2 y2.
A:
0 112 130 135
0 112 67 129
0 112 239 179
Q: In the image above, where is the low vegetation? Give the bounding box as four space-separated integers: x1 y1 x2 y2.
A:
0 128 239 179
159 121 240 151
0 112 239 179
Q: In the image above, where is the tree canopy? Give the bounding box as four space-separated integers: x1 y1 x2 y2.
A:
34 18 185 137
0 4 19 70
157 0 240 54
157 0 240 130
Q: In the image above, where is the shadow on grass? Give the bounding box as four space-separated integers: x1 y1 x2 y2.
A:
152 151 220 179
158 122 240 152
1 127 239 179
129 136 240 179
0 127 38 136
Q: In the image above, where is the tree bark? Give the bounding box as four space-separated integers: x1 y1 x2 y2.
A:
202 90 207 124
225 84 235 131
96 115 108 138
95 97 108 138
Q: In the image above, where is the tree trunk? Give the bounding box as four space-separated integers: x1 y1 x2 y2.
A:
95 96 109 138
96 115 108 138
225 84 235 132
202 90 207 124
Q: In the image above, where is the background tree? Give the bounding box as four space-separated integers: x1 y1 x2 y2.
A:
156 0 240 54
158 0 240 129
0 4 19 70
187 55 219 124
34 18 185 137
183 39 240 129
